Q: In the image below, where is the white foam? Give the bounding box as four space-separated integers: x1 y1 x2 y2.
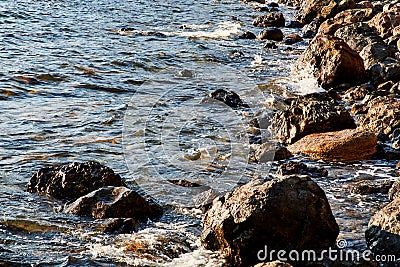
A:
169 21 241 39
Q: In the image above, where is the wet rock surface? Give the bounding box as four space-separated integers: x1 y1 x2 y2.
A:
258 28 284 41
287 129 378 162
388 178 400 201
209 89 250 109
253 12 285 27
272 93 356 144
350 179 394 195
64 186 162 220
201 176 339 266
26 161 123 199
277 161 328 177
293 34 366 88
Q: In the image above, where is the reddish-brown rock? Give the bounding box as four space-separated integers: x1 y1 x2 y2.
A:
287 129 378 162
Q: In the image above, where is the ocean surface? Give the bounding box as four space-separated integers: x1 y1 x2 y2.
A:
0 0 398 266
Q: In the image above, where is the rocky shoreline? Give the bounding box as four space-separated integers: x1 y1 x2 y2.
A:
23 0 400 266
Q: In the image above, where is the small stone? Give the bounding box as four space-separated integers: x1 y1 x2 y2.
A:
258 28 283 41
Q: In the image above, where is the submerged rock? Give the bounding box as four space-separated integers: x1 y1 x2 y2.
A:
287 129 378 162
258 28 283 41
350 179 394 195
253 13 285 27
277 161 328 177
64 186 162 220
99 218 138 234
272 93 356 144
365 198 400 257
238 31 257 39
209 89 249 109
293 34 366 88
201 176 339 266
27 161 122 199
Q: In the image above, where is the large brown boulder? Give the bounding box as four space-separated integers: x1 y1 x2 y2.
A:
359 96 400 135
272 93 356 144
201 176 339 266
287 129 378 162
64 186 162 220
292 35 366 88
365 198 400 257
27 161 122 199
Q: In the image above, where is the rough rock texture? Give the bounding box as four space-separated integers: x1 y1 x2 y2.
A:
272 93 356 144
27 161 122 199
318 8 374 35
253 13 285 27
389 178 400 201
295 0 355 25
258 28 284 41
365 198 400 256
64 186 162 220
201 176 339 266
284 33 303 45
359 96 400 135
209 89 249 109
287 129 378 162
277 161 328 177
368 7 400 38
99 218 138 234
293 34 366 88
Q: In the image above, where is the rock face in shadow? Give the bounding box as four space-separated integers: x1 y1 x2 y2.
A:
287 129 378 162
272 93 356 144
64 186 162 220
365 198 400 257
292 34 366 88
201 176 339 266
27 161 122 199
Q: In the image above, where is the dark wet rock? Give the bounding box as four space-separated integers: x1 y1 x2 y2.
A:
99 218 138 234
301 17 321 38
377 133 391 142
258 28 283 41
209 89 249 109
255 143 293 162
238 31 257 39
277 161 328 177
167 179 201 187
369 60 400 85
392 128 400 150
318 8 374 35
359 96 400 135
295 0 355 25
287 129 378 162
253 13 285 28
255 261 293 267
389 178 400 201
374 142 400 160
284 33 303 45
286 20 303 28
64 186 162 220
292 34 366 88
201 176 339 267
350 179 394 195
272 93 356 144
264 41 278 49
366 198 400 257
27 161 123 200
268 2 279 8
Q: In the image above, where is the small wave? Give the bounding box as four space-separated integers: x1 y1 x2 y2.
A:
169 21 241 39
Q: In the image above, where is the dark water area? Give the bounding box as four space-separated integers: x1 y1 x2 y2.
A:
0 0 398 266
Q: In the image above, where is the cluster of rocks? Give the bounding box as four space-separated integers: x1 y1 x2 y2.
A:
27 161 162 234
